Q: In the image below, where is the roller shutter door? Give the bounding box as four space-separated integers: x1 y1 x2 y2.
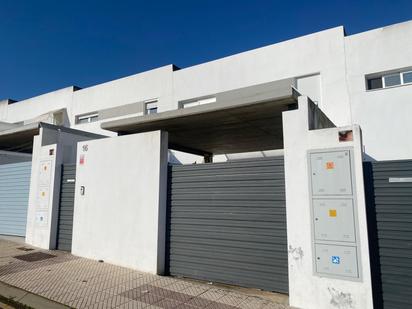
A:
56 164 76 251
167 157 288 293
364 160 412 309
0 161 32 236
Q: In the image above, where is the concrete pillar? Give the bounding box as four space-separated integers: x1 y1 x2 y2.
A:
282 96 374 309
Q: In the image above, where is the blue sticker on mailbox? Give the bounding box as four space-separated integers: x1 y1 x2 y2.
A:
332 256 340 264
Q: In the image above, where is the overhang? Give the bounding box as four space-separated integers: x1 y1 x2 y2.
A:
0 122 39 153
0 122 104 153
102 79 299 155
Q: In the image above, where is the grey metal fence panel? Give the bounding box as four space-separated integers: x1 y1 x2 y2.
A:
57 164 76 251
364 160 412 309
0 161 32 236
167 157 288 293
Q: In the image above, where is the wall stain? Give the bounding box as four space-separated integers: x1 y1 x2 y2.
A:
328 287 354 309
288 245 304 261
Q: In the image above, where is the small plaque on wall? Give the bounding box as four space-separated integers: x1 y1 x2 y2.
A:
39 160 52 186
37 186 50 209
35 211 48 227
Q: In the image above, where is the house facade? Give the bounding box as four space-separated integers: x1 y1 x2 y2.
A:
0 20 412 309
1 20 412 161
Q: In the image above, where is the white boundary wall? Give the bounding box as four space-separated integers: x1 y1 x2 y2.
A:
282 97 373 309
25 135 58 249
26 126 104 249
71 131 169 274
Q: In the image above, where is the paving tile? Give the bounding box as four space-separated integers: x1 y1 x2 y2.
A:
90 280 123 292
149 277 177 288
198 289 229 301
161 281 193 293
121 285 155 300
0 239 290 309
261 303 290 309
121 277 158 289
117 272 144 282
116 300 149 309
181 285 211 296
68 291 114 309
149 286 177 299
184 297 213 308
49 290 86 304
216 292 248 306
138 292 165 305
158 290 192 303
237 297 267 309
84 301 114 309
172 304 198 309
104 284 131 296
154 298 184 309
87 294 130 309
205 301 238 309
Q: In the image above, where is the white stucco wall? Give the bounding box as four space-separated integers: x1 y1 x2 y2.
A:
173 27 351 126
25 135 58 249
282 97 373 309
70 65 174 135
25 126 105 249
345 20 412 160
2 87 75 124
71 131 168 274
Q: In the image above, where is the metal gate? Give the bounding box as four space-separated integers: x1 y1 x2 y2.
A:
0 161 32 236
167 157 288 293
56 164 76 251
364 160 412 309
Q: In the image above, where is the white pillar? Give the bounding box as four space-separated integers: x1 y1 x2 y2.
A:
282 96 374 309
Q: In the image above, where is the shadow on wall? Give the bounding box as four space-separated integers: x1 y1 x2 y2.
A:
363 162 384 309
307 98 335 130
363 153 377 162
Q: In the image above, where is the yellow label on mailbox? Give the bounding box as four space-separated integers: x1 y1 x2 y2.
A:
326 161 335 169
329 209 337 217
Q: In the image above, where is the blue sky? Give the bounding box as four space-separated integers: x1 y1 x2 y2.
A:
1 0 411 100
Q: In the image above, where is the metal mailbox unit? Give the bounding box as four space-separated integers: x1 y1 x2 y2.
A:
308 148 362 280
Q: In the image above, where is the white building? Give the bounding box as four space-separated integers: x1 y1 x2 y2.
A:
1 20 412 161
1 21 412 309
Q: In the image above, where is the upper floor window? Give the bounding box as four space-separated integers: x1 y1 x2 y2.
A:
145 100 158 115
366 69 412 90
181 97 216 109
53 111 64 126
76 112 99 124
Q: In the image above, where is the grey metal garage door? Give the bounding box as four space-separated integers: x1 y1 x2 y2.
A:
56 164 76 251
364 160 412 309
0 161 32 236
167 157 288 293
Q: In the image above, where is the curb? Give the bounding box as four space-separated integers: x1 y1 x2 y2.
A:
0 281 70 309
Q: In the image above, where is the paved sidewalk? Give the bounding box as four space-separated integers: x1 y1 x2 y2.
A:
0 239 290 309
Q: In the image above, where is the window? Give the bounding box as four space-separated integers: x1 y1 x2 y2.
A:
383 74 401 87
145 101 158 114
366 68 412 90
403 71 412 84
181 97 216 109
76 112 99 124
367 77 383 90
53 112 64 126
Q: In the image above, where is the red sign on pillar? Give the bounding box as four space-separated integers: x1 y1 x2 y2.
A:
79 154 85 165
